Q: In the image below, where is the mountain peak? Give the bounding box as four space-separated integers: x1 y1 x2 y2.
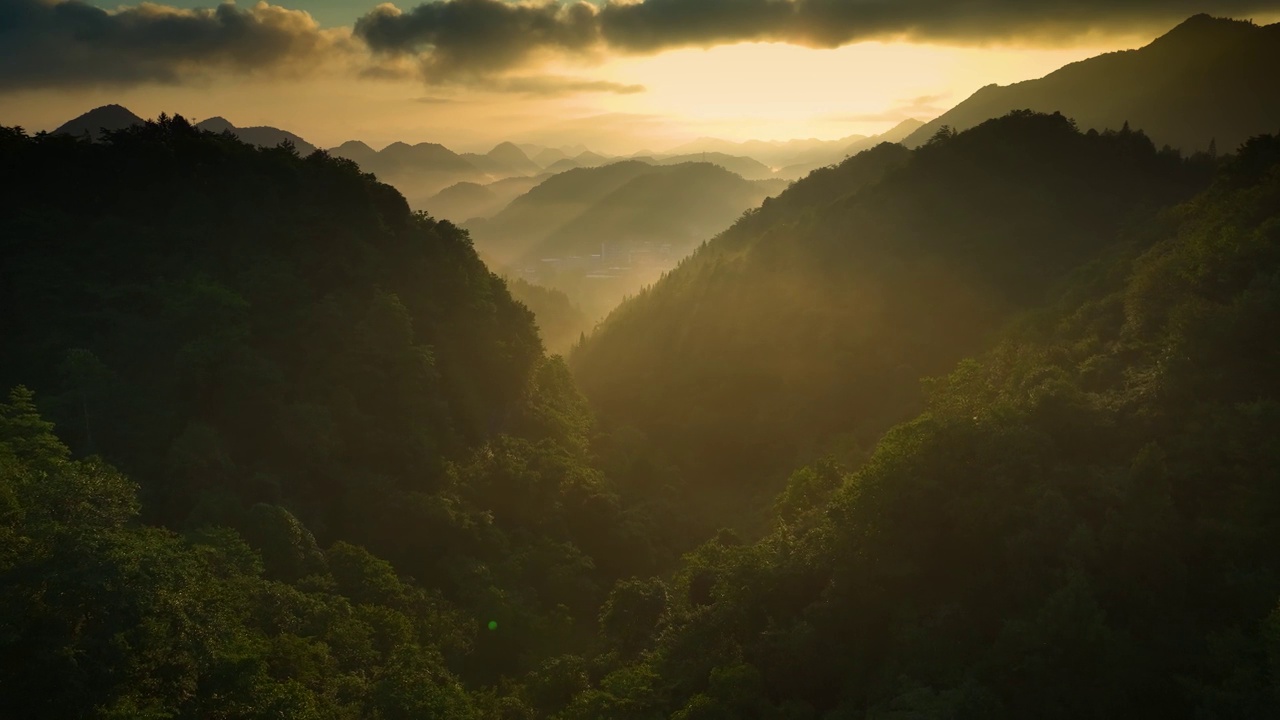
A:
1154 13 1259 45
196 116 235 133
53 104 144 139
488 141 527 158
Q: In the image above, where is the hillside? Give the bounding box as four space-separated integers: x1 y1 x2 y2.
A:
425 174 547 223
330 140 487 206
550 130 1280 720
653 152 774 179
466 160 662 263
532 162 774 260
507 277 591 355
571 112 1214 525
0 119 655 716
902 15 1280 152
469 160 782 324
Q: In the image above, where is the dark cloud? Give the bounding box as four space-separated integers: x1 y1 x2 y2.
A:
356 0 1280 80
482 75 645 96
355 0 602 80
0 0 349 90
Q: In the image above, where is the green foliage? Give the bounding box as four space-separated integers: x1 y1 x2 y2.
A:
560 133 1280 717
573 111 1215 534
0 119 654 715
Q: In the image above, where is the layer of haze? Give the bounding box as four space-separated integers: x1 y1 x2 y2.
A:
5 38 1131 152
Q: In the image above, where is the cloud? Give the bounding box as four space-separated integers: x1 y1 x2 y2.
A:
355 0 602 81
356 0 1280 80
0 0 351 90
481 75 646 96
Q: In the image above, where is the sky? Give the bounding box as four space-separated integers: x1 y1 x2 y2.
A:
3 0 1280 153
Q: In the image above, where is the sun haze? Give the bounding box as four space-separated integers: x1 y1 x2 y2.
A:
6 0 1272 150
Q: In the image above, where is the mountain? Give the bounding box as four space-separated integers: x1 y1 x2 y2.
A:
469 160 783 324
424 174 547 223
374 141 475 174
545 157 583 173
423 181 498 223
902 14 1280 151
669 133 869 167
487 141 543 176
53 104 144 139
330 140 485 206
573 150 611 168
654 152 774 180
506 277 591 355
468 160 662 263
533 147 570 167
558 132 1280 720
774 118 928 178
195 116 318 155
858 117 926 147
460 141 543 178
330 139 379 167
0 115 653 715
531 162 775 260
570 112 1213 524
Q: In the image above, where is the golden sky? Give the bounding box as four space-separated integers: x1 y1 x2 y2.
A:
3 1 1278 153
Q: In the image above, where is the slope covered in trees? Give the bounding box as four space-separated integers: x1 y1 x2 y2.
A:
902 15 1280 153
545 131 1280 720
572 112 1215 525
0 119 660 716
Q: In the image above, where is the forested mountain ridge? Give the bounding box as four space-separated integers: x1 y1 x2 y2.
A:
0 119 659 717
547 131 1280 719
572 112 1215 527
902 14 1280 152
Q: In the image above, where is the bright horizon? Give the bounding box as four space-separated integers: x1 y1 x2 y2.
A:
5 1 1277 154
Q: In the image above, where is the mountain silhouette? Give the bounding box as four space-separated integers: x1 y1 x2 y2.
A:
530 162 779 260
195 116 318 155
329 140 485 204
467 160 662 263
460 143 542 178
774 118 927 178
532 147 570 167
53 104 144 139
653 152 774 180
330 139 379 168
901 14 1280 152
487 141 543 175
424 175 547 223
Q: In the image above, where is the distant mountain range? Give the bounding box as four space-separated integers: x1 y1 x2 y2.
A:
468 160 784 267
196 116 318 155
423 175 548 223
902 14 1280 151
664 118 925 176
46 106 913 209
467 160 788 322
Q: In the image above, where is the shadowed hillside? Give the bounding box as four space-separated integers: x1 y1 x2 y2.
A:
903 15 1280 152
552 130 1280 720
572 112 1214 527
0 118 658 716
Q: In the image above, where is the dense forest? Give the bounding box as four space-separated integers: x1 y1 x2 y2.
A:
0 119 659 717
549 131 1280 719
572 112 1216 529
4 107 1280 719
